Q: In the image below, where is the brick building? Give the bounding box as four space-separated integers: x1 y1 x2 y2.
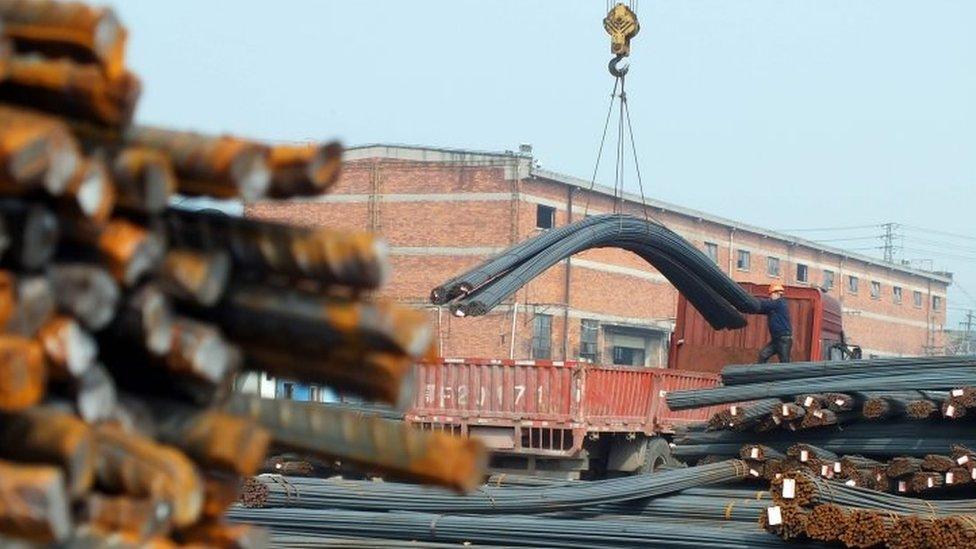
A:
247 144 951 365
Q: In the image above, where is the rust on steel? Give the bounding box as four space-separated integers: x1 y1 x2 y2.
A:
166 317 239 386
36 314 97 379
0 118 55 193
111 147 176 214
200 470 244 519
93 423 204 529
240 341 415 406
125 126 271 201
164 207 389 289
217 283 433 360
0 406 94 497
149 401 270 476
95 218 165 286
81 493 172 541
225 395 487 492
267 141 343 198
0 0 128 79
0 106 81 195
158 248 231 307
0 459 72 543
0 55 140 127
0 334 45 411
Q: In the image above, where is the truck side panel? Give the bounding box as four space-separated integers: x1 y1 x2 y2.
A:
668 283 824 373
407 359 721 455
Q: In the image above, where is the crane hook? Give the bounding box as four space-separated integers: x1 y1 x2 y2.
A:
608 54 629 78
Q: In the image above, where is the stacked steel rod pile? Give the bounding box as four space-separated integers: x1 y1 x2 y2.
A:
431 213 762 329
228 462 811 548
0 0 484 546
666 354 976 547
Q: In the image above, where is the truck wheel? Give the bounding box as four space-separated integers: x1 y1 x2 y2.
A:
636 437 681 474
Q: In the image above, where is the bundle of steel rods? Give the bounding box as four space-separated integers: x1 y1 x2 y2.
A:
430 213 762 329
0 1 485 546
229 508 802 549
668 353 976 547
667 356 976 410
234 460 751 514
762 470 976 547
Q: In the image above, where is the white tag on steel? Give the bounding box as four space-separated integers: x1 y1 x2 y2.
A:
782 478 796 499
767 506 783 526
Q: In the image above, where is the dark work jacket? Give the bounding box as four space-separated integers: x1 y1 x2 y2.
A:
758 298 792 338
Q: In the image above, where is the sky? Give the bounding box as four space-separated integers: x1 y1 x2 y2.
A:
106 1 976 325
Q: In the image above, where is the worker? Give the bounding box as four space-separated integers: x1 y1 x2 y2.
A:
757 284 792 363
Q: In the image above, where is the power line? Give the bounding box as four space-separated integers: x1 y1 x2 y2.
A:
902 224 976 243
777 224 883 232
810 235 882 243
901 247 976 263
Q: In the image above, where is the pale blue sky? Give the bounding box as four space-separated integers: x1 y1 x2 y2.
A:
107 1 976 325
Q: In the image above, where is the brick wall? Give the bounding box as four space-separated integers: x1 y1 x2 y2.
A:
247 153 949 364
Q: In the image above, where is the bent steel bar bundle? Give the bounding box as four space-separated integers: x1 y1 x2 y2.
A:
431 213 761 330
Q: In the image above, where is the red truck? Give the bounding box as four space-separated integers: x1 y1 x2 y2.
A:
407 283 858 478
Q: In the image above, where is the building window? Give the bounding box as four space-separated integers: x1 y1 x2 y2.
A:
704 242 719 264
531 314 552 359
913 290 923 308
933 295 942 311
870 281 881 299
281 382 294 400
309 385 320 402
736 250 751 271
612 346 645 367
580 319 598 361
893 286 903 304
767 257 781 278
823 270 835 290
796 263 809 284
535 204 555 230
848 275 859 294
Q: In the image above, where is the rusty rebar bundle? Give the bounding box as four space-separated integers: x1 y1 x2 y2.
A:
0 1 486 545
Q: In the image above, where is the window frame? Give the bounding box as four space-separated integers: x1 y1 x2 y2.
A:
913 290 923 308
796 263 809 284
766 256 781 278
823 269 835 290
580 319 599 360
531 314 553 359
736 250 751 272
870 280 882 300
893 286 903 304
933 295 942 311
847 275 859 295
535 204 555 230
704 242 719 264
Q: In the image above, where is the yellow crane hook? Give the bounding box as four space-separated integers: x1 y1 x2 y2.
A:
604 3 640 78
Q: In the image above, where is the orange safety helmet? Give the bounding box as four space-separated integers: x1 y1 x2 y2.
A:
769 284 785 295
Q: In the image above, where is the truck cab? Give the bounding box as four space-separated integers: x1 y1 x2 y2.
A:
668 282 858 373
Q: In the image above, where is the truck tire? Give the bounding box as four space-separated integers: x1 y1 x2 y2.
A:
635 437 682 475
